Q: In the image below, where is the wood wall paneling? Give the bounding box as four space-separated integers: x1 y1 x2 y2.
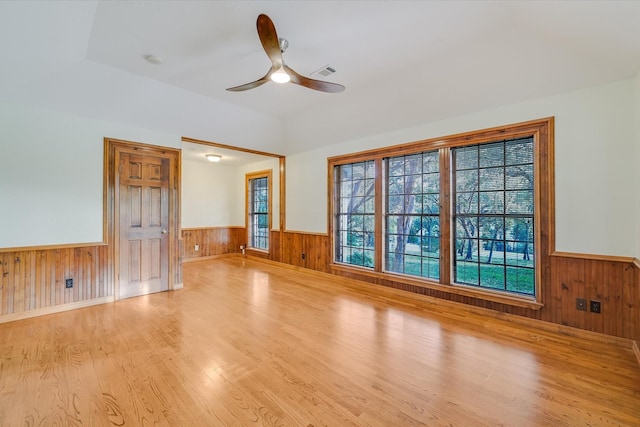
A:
181 227 246 261
1 230 637 341
270 230 281 263
549 255 638 340
0 246 111 317
182 228 281 263
282 231 331 273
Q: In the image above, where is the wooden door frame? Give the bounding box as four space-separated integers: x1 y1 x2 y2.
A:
181 136 286 261
105 138 181 300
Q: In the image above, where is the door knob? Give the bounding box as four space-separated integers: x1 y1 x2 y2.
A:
161 229 168 234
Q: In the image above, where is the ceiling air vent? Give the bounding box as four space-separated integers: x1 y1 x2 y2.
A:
311 65 336 78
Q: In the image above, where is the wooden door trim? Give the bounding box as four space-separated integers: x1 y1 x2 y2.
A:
105 138 181 300
181 136 286 262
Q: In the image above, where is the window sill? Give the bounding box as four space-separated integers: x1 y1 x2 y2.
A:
330 263 543 311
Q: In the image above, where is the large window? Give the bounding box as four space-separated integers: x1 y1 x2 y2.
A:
246 171 271 251
452 138 534 295
385 151 440 280
334 161 375 268
329 118 553 306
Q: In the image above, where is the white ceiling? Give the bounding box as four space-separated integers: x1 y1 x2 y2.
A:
1 1 639 155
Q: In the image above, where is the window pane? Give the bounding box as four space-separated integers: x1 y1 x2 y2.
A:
423 173 439 193
335 161 375 269
456 193 478 214
479 264 506 290
423 194 440 214
506 190 534 214
455 261 479 285
479 142 504 168
383 151 439 280
388 158 404 176
423 151 439 173
455 146 478 170
456 169 478 192
505 165 533 190
479 168 504 191
388 176 403 195
506 267 535 295
248 176 269 250
479 191 505 214
505 138 534 165
453 137 535 296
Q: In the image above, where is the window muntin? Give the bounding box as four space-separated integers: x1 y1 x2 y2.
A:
248 176 269 250
334 161 375 268
452 138 535 296
384 151 440 280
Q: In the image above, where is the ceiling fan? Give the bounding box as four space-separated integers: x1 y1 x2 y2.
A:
226 14 345 93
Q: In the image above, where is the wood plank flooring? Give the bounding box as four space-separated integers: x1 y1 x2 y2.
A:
0 257 639 426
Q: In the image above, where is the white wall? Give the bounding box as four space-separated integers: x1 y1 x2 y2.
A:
286 79 638 257
636 70 640 259
3 78 638 257
181 160 239 228
181 156 281 230
0 102 180 248
0 94 283 247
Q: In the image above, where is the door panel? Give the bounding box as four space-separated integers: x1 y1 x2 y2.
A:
118 152 169 299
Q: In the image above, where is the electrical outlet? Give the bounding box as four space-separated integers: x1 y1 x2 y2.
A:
590 300 601 314
301 253 306 260
65 278 73 289
576 298 587 311
194 244 199 251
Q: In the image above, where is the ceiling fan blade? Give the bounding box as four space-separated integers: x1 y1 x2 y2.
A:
226 70 271 92
285 65 345 93
227 14 346 93
257 14 283 69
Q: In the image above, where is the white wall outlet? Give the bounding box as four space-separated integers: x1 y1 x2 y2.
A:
194 244 199 251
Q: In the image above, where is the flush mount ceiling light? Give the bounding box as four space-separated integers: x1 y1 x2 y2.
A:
206 154 222 162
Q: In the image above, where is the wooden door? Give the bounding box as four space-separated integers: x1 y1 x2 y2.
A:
118 152 170 299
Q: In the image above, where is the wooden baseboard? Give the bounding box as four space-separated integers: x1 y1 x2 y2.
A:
0 296 115 325
243 254 634 349
173 283 184 290
181 253 237 264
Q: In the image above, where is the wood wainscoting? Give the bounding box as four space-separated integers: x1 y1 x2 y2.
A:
181 227 281 263
244 230 281 263
0 245 112 322
281 231 640 341
550 253 639 340
282 230 331 272
181 227 246 261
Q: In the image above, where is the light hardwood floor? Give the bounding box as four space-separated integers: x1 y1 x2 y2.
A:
0 257 639 426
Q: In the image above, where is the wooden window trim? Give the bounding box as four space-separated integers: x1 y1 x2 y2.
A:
245 170 272 253
328 117 554 309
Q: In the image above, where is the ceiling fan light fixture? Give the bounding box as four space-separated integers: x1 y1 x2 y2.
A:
270 68 290 84
225 14 344 93
206 154 222 162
